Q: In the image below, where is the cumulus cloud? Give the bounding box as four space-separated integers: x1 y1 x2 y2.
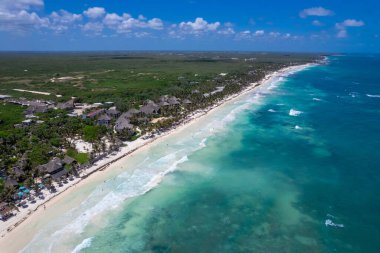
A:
103 13 163 33
0 0 44 12
179 17 220 33
83 7 106 19
235 30 299 41
269 32 281 37
335 19 365 38
336 29 348 38
0 0 47 32
103 13 123 27
50 10 82 33
300 7 334 18
147 18 164 30
218 27 235 35
338 19 365 28
254 30 264 36
82 22 103 34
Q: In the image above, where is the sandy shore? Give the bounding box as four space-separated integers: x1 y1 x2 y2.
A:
0 63 315 252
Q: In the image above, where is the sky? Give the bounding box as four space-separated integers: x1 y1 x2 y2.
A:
0 0 379 52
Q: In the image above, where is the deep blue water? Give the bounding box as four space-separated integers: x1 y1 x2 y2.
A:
23 55 380 253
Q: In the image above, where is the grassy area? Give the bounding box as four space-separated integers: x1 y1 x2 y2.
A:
0 103 25 133
0 52 318 103
67 148 89 164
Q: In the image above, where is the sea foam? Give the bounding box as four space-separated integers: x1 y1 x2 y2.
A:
367 94 380 98
72 237 93 253
289 109 303 116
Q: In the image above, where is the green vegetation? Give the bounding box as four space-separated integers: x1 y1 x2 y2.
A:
83 125 102 142
0 103 25 133
0 52 318 103
67 148 89 164
0 52 321 202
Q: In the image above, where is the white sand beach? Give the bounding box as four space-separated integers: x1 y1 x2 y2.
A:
0 63 315 252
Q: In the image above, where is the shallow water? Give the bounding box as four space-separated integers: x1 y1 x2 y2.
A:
23 55 380 253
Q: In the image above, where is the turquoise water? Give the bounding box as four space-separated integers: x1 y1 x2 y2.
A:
23 56 380 253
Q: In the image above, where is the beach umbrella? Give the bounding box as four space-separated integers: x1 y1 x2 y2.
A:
17 192 24 197
19 186 26 190
23 189 30 194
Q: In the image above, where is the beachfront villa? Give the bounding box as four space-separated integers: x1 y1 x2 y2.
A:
37 156 77 180
97 114 112 126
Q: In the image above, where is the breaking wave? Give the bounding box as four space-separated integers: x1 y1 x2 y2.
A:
367 94 380 98
71 237 93 253
289 109 303 116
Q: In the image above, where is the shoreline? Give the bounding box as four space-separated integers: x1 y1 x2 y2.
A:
0 62 316 251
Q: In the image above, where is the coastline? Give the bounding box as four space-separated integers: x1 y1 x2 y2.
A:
0 62 316 252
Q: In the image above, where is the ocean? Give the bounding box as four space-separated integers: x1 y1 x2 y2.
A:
22 55 380 253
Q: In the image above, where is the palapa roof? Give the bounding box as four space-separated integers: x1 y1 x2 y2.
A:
127 108 140 114
57 99 74 110
167 97 180 105
38 157 63 173
159 101 170 106
26 104 48 114
145 99 155 105
12 167 25 176
107 108 120 115
51 169 68 180
140 103 160 114
97 114 111 121
115 117 134 131
159 95 169 102
5 177 18 187
63 155 76 165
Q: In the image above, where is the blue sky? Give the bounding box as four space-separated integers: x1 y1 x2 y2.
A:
0 0 379 52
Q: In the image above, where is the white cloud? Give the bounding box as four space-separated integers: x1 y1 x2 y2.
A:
103 13 163 33
179 17 220 33
218 27 235 35
84 7 106 19
335 19 365 38
254 30 265 36
300 7 334 18
340 19 365 27
50 10 81 33
0 0 44 12
269 32 281 37
312 20 323 26
103 13 123 27
134 31 150 38
0 2 163 36
82 22 103 34
337 29 348 38
235 30 299 41
0 11 48 32
0 0 47 32
147 18 164 30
